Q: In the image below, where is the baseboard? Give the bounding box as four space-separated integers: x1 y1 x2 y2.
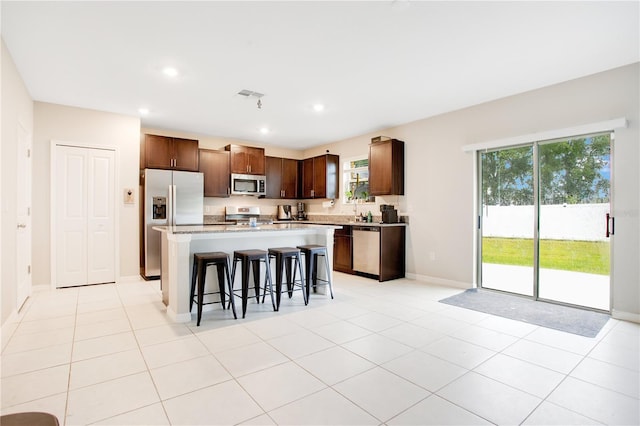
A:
405 272 471 289
611 309 640 324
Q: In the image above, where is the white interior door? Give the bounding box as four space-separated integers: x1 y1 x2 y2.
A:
16 122 32 308
55 145 115 287
87 150 115 284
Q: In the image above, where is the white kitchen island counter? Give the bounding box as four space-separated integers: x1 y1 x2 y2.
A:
153 223 339 322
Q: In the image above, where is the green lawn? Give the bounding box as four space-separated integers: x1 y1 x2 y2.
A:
482 237 610 275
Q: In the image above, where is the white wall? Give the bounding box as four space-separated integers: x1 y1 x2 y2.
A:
309 63 640 320
1 39 34 324
33 103 141 285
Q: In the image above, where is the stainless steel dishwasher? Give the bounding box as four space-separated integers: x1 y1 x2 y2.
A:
352 226 380 275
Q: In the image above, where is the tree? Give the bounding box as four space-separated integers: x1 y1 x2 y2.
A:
482 134 610 206
482 146 533 206
539 135 610 204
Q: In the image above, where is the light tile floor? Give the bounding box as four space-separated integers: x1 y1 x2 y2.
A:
1 273 639 425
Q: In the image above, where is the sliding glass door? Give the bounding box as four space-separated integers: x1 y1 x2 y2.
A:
478 133 611 311
538 135 611 310
479 146 535 297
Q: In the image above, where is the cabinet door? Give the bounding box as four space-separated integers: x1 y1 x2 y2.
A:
312 155 327 198
302 158 314 198
281 158 298 199
145 134 173 169
199 149 230 197
333 226 353 273
379 226 406 281
369 142 392 195
369 140 404 195
246 147 265 175
324 154 339 199
173 137 199 171
265 156 283 198
228 145 248 174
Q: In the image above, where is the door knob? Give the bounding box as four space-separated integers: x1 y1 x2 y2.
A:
17 223 26 229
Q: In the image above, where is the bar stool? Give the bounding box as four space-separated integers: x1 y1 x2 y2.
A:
264 247 308 310
0 412 59 426
231 249 276 318
190 252 237 326
297 244 335 300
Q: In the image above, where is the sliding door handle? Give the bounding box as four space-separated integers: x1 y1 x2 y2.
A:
606 213 615 237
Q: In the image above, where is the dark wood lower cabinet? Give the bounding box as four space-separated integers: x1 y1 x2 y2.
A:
333 224 405 281
379 226 406 281
333 226 353 274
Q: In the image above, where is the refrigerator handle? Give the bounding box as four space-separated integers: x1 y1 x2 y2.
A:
168 185 176 226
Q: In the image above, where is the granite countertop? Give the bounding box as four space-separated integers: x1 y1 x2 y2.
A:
276 220 408 227
155 223 341 234
204 215 408 227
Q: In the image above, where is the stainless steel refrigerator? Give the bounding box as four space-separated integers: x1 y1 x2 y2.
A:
143 169 204 278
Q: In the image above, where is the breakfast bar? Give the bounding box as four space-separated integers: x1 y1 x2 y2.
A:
154 223 339 322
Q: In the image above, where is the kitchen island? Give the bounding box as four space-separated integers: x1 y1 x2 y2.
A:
154 223 339 322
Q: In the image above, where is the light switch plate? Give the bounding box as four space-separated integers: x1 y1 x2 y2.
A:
124 188 135 204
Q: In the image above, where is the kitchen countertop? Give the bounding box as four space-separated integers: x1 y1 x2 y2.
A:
276 220 408 227
156 222 341 234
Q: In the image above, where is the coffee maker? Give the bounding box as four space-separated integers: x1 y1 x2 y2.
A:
380 204 398 223
277 205 292 220
296 202 307 220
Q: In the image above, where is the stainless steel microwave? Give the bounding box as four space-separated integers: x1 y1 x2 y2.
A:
230 173 266 196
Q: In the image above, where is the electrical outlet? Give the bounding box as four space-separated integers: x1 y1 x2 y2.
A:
429 251 436 261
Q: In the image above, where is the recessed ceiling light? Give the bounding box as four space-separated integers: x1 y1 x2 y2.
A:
313 104 325 112
260 127 269 135
138 108 149 115
163 67 178 77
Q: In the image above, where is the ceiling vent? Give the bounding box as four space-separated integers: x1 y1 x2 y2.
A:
237 89 264 99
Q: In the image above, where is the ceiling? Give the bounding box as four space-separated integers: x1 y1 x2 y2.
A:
2 1 638 149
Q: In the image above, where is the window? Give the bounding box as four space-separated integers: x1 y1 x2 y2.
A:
343 157 372 203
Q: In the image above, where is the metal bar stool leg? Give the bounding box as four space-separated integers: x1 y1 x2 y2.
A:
215 263 226 309
241 257 250 318
323 253 334 299
265 255 276 311
196 260 206 326
252 260 261 302
295 254 308 305
225 257 237 319
190 258 198 312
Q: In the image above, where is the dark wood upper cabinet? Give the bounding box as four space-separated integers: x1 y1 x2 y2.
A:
143 134 199 171
369 139 404 196
199 149 230 197
225 145 265 175
281 158 298 199
301 154 339 199
301 158 315 198
265 156 299 199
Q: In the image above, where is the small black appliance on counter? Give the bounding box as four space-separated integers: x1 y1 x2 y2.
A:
380 204 398 223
